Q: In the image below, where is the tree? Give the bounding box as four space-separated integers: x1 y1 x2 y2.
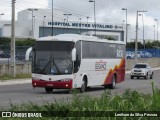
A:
0 37 36 46
126 40 160 49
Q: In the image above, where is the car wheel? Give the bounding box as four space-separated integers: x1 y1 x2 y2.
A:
150 72 154 79
45 87 53 93
80 77 87 93
144 73 148 79
130 76 134 79
108 75 116 89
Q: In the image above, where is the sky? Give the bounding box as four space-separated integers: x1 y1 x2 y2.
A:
0 0 160 40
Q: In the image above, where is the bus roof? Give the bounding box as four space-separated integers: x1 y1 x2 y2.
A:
38 34 125 44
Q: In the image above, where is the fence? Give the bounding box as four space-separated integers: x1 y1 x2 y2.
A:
126 48 160 59
0 45 32 64
1 46 160 63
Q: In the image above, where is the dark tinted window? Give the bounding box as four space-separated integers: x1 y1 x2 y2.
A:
134 64 147 68
32 41 74 75
35 41 74 51
82 41 125 59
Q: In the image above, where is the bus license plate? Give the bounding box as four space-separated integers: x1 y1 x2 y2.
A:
47 84 53 86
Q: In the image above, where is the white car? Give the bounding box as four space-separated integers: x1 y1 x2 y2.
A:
130 63 154 79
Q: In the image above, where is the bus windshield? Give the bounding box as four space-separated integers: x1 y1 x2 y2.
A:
32 41 75 75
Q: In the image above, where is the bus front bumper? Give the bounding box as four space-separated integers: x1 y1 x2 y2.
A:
32 79 72 89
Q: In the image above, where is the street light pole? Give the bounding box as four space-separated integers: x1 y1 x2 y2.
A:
87 16 89 35
155 19 159 57
52 0 53 36
0 13 4 20
135 10 147 61
43 16 46 37
122 8 128 43
79 18 81 34
28 8 38 39
122 20 125 30
33 16 36 37
63 14 72 33
89 0 96 36
155 19 159 41
63 19 66 34
139 14 145 51
153 25 155 41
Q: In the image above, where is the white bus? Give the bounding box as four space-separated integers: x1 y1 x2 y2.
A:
32 34 126 93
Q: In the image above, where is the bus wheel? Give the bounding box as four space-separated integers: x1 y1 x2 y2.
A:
104 85 108 89
108 75 116 89
45 87 53 93
80 77 87 93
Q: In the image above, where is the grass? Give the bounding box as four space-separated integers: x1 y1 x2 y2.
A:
1 82 160 120
0 74 31 80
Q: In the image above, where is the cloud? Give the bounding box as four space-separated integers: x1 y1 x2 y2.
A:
0 0 159 40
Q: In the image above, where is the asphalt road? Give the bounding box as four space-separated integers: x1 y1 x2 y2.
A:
0 70 160 109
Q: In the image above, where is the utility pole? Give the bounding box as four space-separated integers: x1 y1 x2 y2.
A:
11 0 16 77
122 8 128 43
135 10 147 61
52 0 53 36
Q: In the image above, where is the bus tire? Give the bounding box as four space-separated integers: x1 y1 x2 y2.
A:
108 75 116 89
104 85 108 89
45 87 53 93
80 77 87 93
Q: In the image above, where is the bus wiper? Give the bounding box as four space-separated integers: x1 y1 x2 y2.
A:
40 58 51 74
52 55 61 74
40 53 61 74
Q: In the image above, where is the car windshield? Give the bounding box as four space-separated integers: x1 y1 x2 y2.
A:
134 64 147 68
32 41 75 75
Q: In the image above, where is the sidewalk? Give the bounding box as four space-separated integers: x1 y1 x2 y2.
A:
0 68 160 86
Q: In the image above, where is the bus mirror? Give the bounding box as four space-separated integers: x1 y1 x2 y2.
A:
25 47 32 61
72 48 76 61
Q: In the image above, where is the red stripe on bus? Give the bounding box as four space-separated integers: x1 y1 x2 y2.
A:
103 58 125 85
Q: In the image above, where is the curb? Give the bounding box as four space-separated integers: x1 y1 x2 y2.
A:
0 79 31 86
